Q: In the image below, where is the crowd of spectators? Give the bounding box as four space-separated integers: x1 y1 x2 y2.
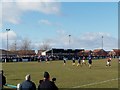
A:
17 71 58 90
1 70 58 90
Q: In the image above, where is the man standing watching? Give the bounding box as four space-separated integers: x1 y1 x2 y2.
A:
38 71 58 90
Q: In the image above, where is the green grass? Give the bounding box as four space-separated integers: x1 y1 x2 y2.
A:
2 59 119 88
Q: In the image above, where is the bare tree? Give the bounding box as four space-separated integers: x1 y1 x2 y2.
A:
39 39 51 50
9 40 17 51
16 38 32 57
20 37 31 50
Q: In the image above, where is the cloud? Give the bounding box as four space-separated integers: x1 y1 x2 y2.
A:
73 32 118 50
51 31 118 50
56 29 66 35
39 19 52 25
38 19 63 28
2 0 61 24
0 30 17 49
60 0 119 2
0 1 2 28
4 0 118 2
0 30 117 51
16 1 60 14
0 30 17 40
2 2 23 24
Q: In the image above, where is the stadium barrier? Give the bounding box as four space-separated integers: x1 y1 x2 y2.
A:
5 84 17 89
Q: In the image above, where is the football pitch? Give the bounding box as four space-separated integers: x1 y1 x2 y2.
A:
2 58 119 88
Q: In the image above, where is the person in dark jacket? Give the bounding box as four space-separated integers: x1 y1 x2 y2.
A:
19 74 36 90
88 55 92 69
0 70 6 89
38 71 58 90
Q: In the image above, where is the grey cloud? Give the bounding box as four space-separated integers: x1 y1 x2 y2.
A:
2 1 61 24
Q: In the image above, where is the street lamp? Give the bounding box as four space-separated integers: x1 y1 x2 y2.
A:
15 40 17 51
101 36 104 58
68 35 71 60
102 36 103 50
69 35 71 49
6 29 10 62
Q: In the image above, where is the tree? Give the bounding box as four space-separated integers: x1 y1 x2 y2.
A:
20 38 31 50
39 39 51 50
9 40 17 51
18 38 32 57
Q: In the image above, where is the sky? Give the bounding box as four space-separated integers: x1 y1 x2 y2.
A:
0 0 119 51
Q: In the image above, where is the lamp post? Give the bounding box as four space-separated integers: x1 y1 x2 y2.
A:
6 29 10 62
69 35 71 49
68 35 71 60
15 40 17 51
102 36 103 50
101 36 103 58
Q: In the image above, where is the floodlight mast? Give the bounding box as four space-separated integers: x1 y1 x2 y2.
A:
102 36 103 50
101 36 104 58
6 29 10 62
69 35 71 49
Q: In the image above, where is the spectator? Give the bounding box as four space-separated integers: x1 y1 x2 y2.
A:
19 74 36 90
38 71 58 90
0 70 6 89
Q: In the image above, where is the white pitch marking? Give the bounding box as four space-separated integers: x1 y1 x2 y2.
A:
72 78 119 88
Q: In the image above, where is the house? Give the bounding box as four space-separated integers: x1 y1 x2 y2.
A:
84 50 93 56
108 50 116 57
37 50 46 56
17 50 36 57
113 49 120 56
0 49 17 58
79 50 93 56
93 49 108 57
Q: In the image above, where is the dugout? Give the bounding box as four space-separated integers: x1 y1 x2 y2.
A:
45 48 84 60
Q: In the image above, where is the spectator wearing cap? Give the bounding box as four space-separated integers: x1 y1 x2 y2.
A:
0 70 6 89
19 74 36 90
38 71 58 90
